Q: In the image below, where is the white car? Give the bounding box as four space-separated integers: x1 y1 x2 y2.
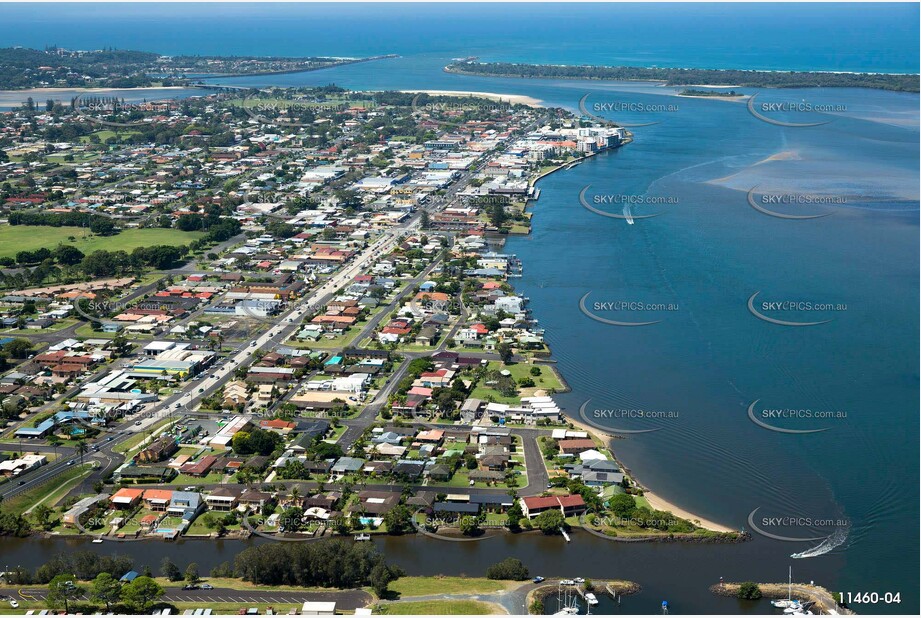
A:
9 600 19 609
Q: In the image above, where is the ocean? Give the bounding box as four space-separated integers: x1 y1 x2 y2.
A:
0 3 917 614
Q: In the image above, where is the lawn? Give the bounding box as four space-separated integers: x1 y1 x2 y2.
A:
389 576 513 597
380 600 498 614
3 463 93 516
169 471 225 485
427 467 516 490
1 318 80 335
0 225 206 259
324 425 347 443
78 129 142 143
471 361 564 403
114 418 176 454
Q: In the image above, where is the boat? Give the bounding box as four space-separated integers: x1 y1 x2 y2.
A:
783 602 805 615
584 593 599 606
771 567 798 609
354 533 371 541
552 583 581 615
91 538 104 544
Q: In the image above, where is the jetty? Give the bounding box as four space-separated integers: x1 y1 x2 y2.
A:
709 582 855 615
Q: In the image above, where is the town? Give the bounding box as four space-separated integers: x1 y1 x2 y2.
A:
0 83 734 615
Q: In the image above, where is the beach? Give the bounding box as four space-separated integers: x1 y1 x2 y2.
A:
5 86 190 94
676 92 751 103
399 89 542 107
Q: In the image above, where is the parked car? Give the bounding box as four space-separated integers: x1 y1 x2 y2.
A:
533 576 545 583
200 584 214 590
9 600 19 609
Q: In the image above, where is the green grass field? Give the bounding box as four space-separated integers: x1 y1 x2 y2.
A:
0 225 206 259
380 600 498 614
389 576 513 597
471 361 565 403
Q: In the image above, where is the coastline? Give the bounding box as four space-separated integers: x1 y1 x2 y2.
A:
0 86 193 94
399 89 543 107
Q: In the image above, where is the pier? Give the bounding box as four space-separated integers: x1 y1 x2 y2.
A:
709 582 855 615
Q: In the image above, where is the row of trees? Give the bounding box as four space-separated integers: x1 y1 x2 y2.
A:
9 210 117 234
47 573 163 614
232 539 404 596
0 244 190 291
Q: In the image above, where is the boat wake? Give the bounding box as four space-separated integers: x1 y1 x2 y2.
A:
791 525 850 559
623 203 635 224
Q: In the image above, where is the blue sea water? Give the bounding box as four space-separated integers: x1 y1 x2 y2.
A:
0 3 917 614
0 3 918 73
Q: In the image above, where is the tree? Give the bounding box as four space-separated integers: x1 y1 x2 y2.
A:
369 563 396 598
608 493 636 518
382 504 414 535
486 557 529 581
91 572 122 611
497 342 513 363
47 435 62 459
459 515 481 536
505 501 524 530
33 504 54 531
121 576 164 611
89 218 117 236
737 582 763 600
75 439 88 465
534 508 566 534
184 562 200 584
2 338 32 359
47 574 85 613
160 557 182 582
52 244 85 266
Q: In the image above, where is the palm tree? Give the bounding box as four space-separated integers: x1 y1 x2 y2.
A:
47 435 61 460
75 439 88 466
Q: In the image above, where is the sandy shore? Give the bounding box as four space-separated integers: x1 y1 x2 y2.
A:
676 93 751 103
642 490 736 533
563 414 737 533
400 89 542 107
2 86 191 94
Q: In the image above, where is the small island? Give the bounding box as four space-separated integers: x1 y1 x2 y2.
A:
678 88 743 97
